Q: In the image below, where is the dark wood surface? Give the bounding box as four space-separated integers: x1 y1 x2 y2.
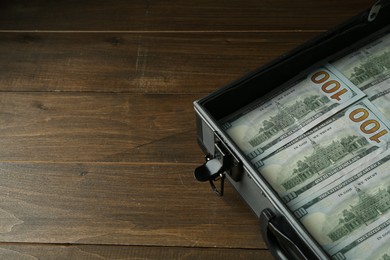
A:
0 1 372 259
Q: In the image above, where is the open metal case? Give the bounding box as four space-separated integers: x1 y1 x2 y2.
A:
193 1 390 259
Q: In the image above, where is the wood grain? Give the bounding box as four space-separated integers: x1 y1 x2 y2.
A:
0 244 273 259
0 32 317 93
0 162 263 248
0 93 203 163
0 0 370 31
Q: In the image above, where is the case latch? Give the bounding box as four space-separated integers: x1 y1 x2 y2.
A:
194 138 242 196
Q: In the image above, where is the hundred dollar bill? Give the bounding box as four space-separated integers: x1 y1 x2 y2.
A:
290 149 390 253
254 99 390 206
330 32 390 97
367 82 390 127
220 65 365 161
329 218 390 260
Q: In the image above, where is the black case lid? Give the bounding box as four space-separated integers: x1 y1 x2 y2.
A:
198 0 390 121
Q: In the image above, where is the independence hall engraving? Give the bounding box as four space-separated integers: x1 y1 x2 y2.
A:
349 51 390 86
248 95 329 147
327 185 390 242
281 136 368 191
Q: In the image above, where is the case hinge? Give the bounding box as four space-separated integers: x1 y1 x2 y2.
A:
368 0 382 22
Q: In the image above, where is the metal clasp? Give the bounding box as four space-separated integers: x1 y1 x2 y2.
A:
194 137 242 196
194 150 227 196
208 163 226 196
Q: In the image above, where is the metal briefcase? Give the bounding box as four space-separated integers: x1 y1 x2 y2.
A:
193 1 390 259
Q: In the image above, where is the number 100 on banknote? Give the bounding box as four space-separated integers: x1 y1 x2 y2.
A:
221 64 366 161
254 99 390 206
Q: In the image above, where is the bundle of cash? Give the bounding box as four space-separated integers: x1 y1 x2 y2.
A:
254 99 390 206
221 65 365 160
331 32 390 95
329 219 390 260
218 31 390 259
291 150 390 256
331 32 390 125
369 84 390 126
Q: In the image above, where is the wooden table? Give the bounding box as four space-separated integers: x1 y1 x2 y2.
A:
0 1 372 259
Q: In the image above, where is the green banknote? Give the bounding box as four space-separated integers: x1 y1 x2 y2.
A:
290 150 390 253
368 82 390 127
329 218 390 260
220 65 365 161
331 32 390 97
254 99 390 206
330 31 390 150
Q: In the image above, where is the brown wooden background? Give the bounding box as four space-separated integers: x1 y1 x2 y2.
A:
0 1 372 259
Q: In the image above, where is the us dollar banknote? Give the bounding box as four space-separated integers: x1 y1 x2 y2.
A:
367 82 390 127
290 149 390 253
330 32 390 97
254 99 390 206
329 218 390 260
220 65 365 161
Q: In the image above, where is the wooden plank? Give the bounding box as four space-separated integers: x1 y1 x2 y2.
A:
0 162 263 249
0 32 318 93
0 93 203 163
0 244 274 259
0 0 371 31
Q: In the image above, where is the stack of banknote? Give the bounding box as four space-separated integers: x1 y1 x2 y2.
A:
220 32 390 259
